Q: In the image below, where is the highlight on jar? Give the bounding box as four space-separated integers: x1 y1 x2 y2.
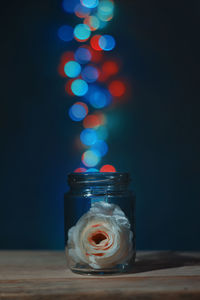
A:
64 172 136 275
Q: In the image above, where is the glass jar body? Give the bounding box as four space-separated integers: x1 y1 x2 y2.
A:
64 173 136 275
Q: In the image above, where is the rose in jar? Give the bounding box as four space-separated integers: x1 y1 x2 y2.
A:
67 201 133 269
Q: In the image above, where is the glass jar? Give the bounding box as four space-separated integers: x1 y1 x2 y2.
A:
64 172 136 275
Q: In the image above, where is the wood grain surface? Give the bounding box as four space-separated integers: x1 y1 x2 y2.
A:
0 251 200 299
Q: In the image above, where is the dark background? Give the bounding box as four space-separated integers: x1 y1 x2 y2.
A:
1 0 200 250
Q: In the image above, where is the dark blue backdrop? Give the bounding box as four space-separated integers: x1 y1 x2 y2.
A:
1 0 200 250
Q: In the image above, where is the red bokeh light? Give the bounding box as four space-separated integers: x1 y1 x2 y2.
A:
58 51 74 77
83 114 104 128
100 165 116 172
90 35 102 51
102 61 119 76
108 80 126 97
74 167 87 173
65 79 74 96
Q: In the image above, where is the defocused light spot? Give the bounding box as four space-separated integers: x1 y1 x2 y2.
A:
71 79 88 96
75 46 91 64
91 140 108 157
80 128 97 146
95 126 108 140
90 48 103 62
83 114 103 128
86 86 111 108
108 80 125 97
69 102 88 121
64 61 81 78
97 0 114 21
74 4 91 18
74 167 87 172
99 35 115 51
81 0 99 8
82 150 100 167
58 25 74 42
90 35 102 51
62 0 80 13
102 60 119 76
65 79 74 96
58 51 74 77
100 164 116 172
87 168 99 172
82 65 99 83
84 16 100 31
74 24 91 42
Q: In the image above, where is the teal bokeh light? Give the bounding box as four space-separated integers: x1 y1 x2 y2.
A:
71 79 88 96
64 61 81 78
74 24 91 41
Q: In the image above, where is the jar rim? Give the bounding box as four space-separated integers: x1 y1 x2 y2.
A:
68 172 130 186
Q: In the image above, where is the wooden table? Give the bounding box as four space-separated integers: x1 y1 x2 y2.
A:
0 251 200 299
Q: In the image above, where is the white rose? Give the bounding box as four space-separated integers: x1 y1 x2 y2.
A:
67 201 133 269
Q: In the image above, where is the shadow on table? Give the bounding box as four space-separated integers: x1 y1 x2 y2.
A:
128 251 200 274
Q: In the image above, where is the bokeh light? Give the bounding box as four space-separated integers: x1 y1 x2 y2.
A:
80 128 97 146
97 0 114 21
90 35 102 51
71 79 88 96
87 168 99 172
74 4 91 18
82 150 100 167
74 167 87 172
58 51 74 77
64 61 81 78
62 0 80 13
83 114 103 128
75 46 91 64
100 164 116 172
81 65 99 83
81 0 99 9
84 16 100 31
99 35 115 51
95 126 108 140
108 80 125 97
74 24 91 42
65 79 74 96
91 140 108 157
85 86 111 108
58 25 74 42
102 60 119 76
69 102 88 121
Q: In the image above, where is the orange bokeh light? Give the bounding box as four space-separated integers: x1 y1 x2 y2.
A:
108 80 126 97
100 165 116 172
90 35 102 51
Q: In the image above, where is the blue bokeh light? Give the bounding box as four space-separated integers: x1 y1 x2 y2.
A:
75 47 91 64
64 61 81 78
99 34 115 51
74 24 91 41
91 140 108 157
81 0 99 9
81 65 99 83
69 103 87 121
58 25 74 42
82 150 101 167
80 128 97 146
71 79 88 96
62 0 80 13
87 168 99 172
